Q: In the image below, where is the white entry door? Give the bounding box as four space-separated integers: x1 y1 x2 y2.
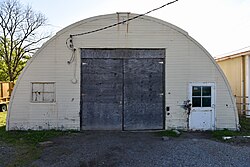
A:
189 82 215 130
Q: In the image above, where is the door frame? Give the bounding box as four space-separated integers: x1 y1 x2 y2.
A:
188 82 216 130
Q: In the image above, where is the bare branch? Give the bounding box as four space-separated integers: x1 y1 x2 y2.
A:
0 0 50 81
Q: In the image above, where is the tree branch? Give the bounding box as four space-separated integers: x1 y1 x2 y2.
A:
0 0 49 81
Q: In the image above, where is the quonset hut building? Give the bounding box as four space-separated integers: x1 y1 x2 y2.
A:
7 13 239 131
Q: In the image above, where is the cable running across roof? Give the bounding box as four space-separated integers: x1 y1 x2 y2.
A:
65 0 179 83
70 0 179 37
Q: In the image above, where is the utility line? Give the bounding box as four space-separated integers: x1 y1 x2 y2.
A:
70 0 179 37
66 0 179 81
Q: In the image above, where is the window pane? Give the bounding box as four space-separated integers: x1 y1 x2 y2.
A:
32 83 43 92
202 97 211 107
192 97 201 107
202 86 211 96
43 93 55 102
44 83 54 92
192 86 201 96
32 92 43 102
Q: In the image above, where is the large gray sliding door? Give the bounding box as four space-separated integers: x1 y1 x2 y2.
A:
81 59 123 130
81 49 164 130
124 59 164 130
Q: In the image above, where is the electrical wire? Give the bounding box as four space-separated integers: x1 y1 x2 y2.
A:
66 36 77 64
66 0 179 84
70 0 179 37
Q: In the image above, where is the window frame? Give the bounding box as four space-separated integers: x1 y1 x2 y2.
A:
189 82 215 110
192 86 212 108
31 82 56 103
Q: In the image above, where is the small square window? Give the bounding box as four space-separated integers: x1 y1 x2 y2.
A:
192 85 212 108
32 83 55 103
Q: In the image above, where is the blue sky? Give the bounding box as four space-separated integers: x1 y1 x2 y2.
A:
18 0 250 57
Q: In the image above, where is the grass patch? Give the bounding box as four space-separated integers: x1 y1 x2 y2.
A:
0 112 74 166
0 112 68 146
156 130 181 137
0 125 75 166
0 126 69 166
0 111 7 127
239 116 250 132
212 116 250 140
0 126 65 145
212 129 250 140
7 144 41 167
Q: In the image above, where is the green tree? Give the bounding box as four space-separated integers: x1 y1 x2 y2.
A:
0 41 29 81
0 59 8 81
0 0 49 81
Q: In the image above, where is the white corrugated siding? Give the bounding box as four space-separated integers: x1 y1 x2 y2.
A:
7 13 238 130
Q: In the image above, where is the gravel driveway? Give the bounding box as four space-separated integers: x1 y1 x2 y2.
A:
31 131 250 167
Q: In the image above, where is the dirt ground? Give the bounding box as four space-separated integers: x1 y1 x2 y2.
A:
1 131 249 167
31 131 249 167
0 141 16 167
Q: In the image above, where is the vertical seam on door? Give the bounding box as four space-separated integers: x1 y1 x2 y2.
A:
122 59 125 130
162 57 166 130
